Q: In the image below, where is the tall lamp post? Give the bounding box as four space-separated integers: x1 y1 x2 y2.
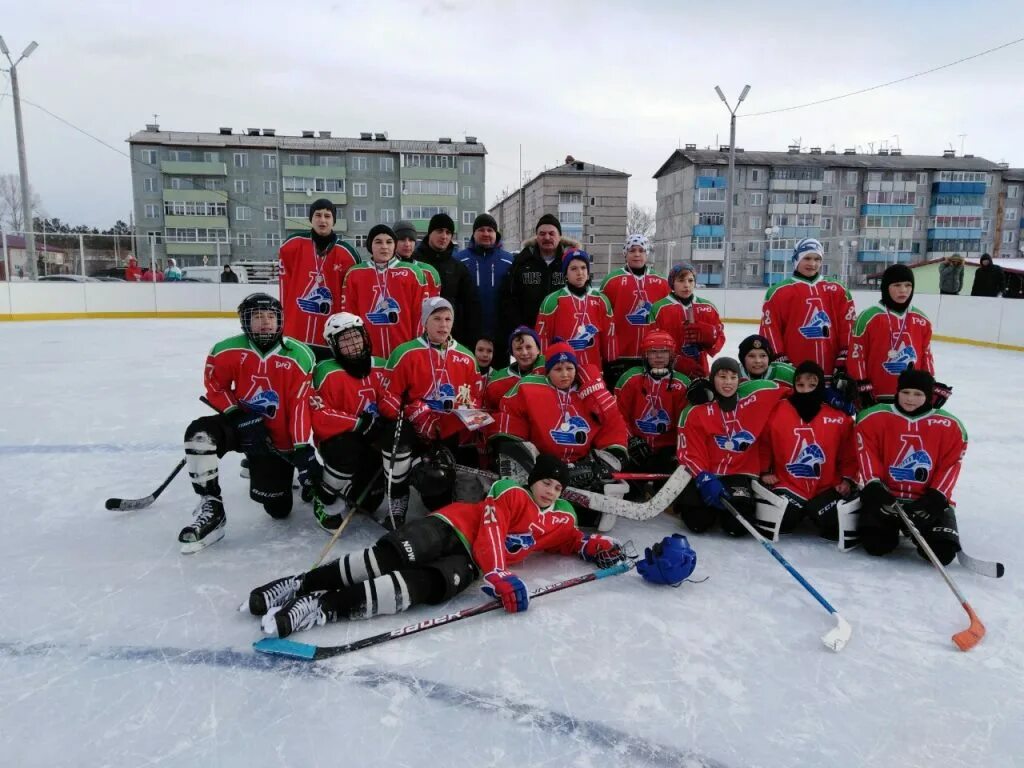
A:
764 225 780 284
715 83 751 289
0 35 39 279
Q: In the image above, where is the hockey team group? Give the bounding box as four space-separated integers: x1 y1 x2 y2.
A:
168 197 976 644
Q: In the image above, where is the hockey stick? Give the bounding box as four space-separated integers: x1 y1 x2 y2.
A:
456 464 691 522
721 497 851 652
889 503 986 651
253 560 635 661
956 550 1005 579
385 411 405 530
104 458 186 511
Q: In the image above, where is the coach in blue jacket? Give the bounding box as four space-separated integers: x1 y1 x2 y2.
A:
456 213 514 340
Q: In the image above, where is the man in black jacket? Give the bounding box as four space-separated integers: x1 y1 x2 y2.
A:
497 213 581 346
413 213 482 347
970 254 1005 297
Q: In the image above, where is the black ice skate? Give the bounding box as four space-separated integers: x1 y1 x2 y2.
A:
242 573 304 616
178 496 226 554
381 495 408 532
263 594 334 638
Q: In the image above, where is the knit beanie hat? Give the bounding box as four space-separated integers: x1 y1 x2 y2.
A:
472 213 498 233
393 220 418 241
710 357 741 378
528 453 570 488
508 324 541 354
421 296 454 328
561 248 592 275
738 334 773 364
366 224 397 247
309 198 336 221
623 234 650 253
544 341 578 373
793 238 824 262
897 365 934 400
668 262 697 286
428 213 455 234
535 213 562 234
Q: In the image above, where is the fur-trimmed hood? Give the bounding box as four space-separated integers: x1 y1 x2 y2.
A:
519 235 582 252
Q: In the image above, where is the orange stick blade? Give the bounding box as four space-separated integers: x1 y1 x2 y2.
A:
953 603 985 652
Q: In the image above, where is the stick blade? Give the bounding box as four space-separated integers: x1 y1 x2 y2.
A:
956 550 1005 579
253 637 317 660
821 613 852 653
104 498 121 510
953 603 986 652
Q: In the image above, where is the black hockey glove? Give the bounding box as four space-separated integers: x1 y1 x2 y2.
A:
904 488 949 526
860 481 897 514
932 381 953 409
686 377 714 406
229 408 271 456
627 436 652 466
855 380 875 409
292 445 324 491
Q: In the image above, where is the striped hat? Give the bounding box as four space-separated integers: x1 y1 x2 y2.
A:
793 238 824 262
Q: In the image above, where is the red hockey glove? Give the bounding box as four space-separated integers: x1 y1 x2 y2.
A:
683 322 717 347
576 364 616 416
579 534 626 568
482 570 529 613
407 400 440 440
856 379 875 408
932 381 952 409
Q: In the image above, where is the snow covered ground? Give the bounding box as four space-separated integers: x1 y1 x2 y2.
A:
1 318 1021 768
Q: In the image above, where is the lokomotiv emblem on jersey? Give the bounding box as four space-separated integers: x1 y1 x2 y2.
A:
889 434 932 483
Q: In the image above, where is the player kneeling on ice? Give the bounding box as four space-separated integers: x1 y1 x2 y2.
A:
308 312 387 530
675 357 788 537
492 342 630 530
758 361 858 539
376 297 483 530
245 454 627 638
852 367 967 565
179 293 323 553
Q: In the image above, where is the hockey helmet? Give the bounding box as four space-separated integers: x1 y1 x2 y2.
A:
641 330 676 376
238 293 283 351
410 444 456 498
637 534 697 586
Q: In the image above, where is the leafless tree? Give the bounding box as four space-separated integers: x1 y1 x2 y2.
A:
0 173 43 232
626 203 655 238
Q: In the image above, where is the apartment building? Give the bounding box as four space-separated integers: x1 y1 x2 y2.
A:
996 168 1024 258
654 144 1009 288
489 157 628 252
127 125 486 266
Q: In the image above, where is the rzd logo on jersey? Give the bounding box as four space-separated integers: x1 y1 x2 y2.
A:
889 434 932 484
785 426 825 478
241 375 280 419
798 298 831 339
713 412 754 452
550 407 591 446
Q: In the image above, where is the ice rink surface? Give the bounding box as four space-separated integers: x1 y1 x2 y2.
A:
1 318 1021 768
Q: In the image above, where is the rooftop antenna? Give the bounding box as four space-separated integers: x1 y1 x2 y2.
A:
790 136 802 150
152 113 159 124
958 134 967 155
892 134 901 150
867 141 875 154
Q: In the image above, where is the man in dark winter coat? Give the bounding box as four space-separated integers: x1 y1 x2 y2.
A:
497 213 581 345
413 213 482 347
455 213 514 339
971 254 1005 297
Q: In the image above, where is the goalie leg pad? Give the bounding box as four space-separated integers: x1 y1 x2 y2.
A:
751 480 791 542
836 497 862 552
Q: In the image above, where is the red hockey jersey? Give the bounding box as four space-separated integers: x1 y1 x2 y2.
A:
677 380 788 477
432 479 582 574
647 294 725 379
484 360 544 411
308 356 387 444
855 404 967 504
203 334 315 450
342 259 429 360
599 267 670 359
759 275 856 375
377 337 482 440
759 400 857 501
849 304 934 399
278 234 361 346
495 375 629 463
614 367 691 452
536 287 614 369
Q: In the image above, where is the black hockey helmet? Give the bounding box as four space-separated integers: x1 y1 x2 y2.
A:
238 292 283 351
410 444 456 498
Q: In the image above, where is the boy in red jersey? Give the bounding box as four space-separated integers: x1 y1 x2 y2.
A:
849 264 937 407
536 249 614 370
855 367 967 564
648 263 724 379
179 293 321 553
244 454 625 637
484 326 544 410
599 234 670 385
308 312 387 529
759 361 857 538
759 238 855 378
342 224 431 360
676 358 788 536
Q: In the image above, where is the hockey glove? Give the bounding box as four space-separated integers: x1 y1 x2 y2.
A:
861 481 897 514
482 570 529 614
856 379 875 408
579 534 625 568
686 377 714 406
696 471 729 510
774 354 791 364
229 408 271 456
831 367 855 400
577 364 617 416
824 386 857 416
683 322 717 347
292 445 324 491
932 381 953 409
904 488 949 526
407 400 441 440
834 350 848 371
627 435 652 466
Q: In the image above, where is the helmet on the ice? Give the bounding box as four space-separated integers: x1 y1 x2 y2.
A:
238 293 283 351
324 312 373 377
637 534 696 586
410 444 456 499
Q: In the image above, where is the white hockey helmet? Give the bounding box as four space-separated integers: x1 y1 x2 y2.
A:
323 312 365 345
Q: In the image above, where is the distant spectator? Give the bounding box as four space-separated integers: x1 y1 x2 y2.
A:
971 254 1005 297
221 264 239 283
142 265 164 282
16 266 24 279
938 254 964 295
455 213 514 339
125 256 142 282
165 258 183 282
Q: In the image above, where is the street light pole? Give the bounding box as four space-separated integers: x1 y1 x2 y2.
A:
1 36 39 279
715 84 750 290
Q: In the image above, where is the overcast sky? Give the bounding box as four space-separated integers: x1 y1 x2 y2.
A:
2 0 1023 229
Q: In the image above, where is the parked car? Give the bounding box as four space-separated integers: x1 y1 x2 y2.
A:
37 275 100 282
93 276 126 282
